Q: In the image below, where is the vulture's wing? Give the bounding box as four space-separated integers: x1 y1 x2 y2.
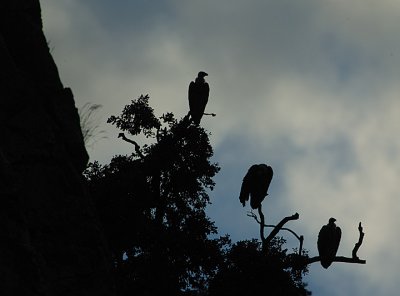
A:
249 164 273 209
188 81 196 113
333 226 341 256
239 173 251 207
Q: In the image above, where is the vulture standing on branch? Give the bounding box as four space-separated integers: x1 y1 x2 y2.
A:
239 164 273 210
188 71 209 124
317 218 342 269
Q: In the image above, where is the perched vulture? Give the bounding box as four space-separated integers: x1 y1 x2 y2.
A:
317 218 342 269
188 71 209 124
239 164 273 210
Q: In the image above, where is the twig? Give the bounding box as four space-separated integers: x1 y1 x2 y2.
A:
247 211 260 222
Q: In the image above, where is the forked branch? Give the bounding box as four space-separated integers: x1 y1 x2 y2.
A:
248 208 302 253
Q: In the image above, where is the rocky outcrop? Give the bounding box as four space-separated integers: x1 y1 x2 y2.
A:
0 1 114 295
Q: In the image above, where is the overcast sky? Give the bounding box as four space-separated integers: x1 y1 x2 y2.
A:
40 1 400 295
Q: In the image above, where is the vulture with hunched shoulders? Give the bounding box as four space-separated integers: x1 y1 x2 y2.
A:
317 217 342 269
188 71 209 124
239 164 273 210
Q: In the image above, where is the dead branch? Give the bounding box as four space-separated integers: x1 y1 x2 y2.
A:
247 211 303 243
257 206 266 242
352 222 365 260
118 133 145 159
265 213 299 244
306 256 366 265
247 211 260 223
299 235 304 256
246 198 367 269
248 210 303 254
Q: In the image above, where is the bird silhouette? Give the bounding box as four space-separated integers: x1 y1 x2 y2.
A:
188 71 209 124
317 218 341 269
239 164 273 209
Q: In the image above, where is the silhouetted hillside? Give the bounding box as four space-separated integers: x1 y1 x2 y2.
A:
0 1 114 295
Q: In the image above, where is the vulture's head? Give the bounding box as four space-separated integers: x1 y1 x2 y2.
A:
198 71 208 78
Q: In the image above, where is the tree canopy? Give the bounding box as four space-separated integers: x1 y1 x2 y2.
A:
84 95 312 295
84 95 228 295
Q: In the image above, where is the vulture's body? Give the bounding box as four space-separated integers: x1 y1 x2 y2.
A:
188 72 209 124
239 164 273 209
317 218 341 269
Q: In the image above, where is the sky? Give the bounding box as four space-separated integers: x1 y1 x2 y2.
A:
40 1 400 295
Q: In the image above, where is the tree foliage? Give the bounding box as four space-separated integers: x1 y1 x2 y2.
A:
84 95 226 295
84 95 311 295
209 238 311 296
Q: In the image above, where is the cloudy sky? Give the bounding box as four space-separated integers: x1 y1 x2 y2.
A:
40 1 400 295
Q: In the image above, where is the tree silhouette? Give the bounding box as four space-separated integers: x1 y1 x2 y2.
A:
83 95 322 296
84 95 229 295
208 238 311 296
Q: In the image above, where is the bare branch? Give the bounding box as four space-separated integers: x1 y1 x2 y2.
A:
248 209 367 268
265 213 299 244
247 211 260 222
247 212 302 239
299 235 304 256
248 210 303 254
306 256 366 265
258 206 265 243
352 222 365 260
265 225 303 242
118 133 145 159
